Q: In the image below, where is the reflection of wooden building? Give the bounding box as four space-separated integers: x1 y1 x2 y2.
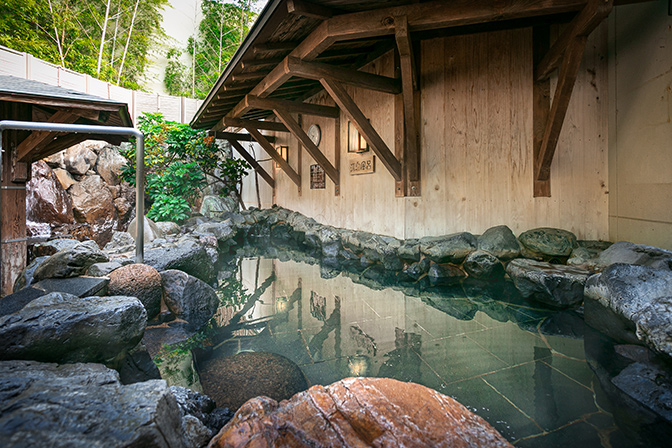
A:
0 75 132 295
192 0 671 249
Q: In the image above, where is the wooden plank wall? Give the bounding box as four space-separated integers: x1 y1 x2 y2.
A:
271 25 609 241
608 0 672 249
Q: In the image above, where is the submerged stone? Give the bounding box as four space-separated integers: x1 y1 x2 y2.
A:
209 377 512 448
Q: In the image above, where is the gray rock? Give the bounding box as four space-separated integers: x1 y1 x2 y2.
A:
200 195 237 218
156 221 181 235
463 250 504 279
611 362 672 423
32 240 108 281
32 276 109 297
194 220 236 244
401 258 431 281
31 238 79 257
0 293 146 365
95 146 127 185
585 264 672 358
506 259 590 308
596 241 672 271
427 263 466 286
128 216 164 243
144 237 215 283
161 270 220 331
105 231 136 252
0 360 187 448
0 287 47 317
118 342 161 385
13 256 49 292
63 142 98 175
182 415 212 447
87 261 123 277
317 226 342 258
477 225 520 260
518 227 578 260
420 232 477 264
567 247 598 268
398 239 421 261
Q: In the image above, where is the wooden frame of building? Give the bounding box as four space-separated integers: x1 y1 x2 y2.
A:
193 0 671 249
0 76 133 296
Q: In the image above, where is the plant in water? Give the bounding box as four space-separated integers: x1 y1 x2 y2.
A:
121 113 250 223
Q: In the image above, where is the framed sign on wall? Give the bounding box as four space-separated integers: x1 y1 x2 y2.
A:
310 164 325 189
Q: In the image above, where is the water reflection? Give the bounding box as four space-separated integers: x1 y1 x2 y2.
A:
183 254 660 446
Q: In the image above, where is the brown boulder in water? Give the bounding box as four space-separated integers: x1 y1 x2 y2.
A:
208 377 512 448
199 352 308 411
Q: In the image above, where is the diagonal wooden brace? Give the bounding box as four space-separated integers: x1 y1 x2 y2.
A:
245 127 301 187
227 139 276 188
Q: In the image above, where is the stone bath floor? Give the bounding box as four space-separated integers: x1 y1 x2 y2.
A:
197 256 644 447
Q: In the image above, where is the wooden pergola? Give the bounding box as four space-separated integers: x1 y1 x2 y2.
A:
0 75 132 296
192 0 647 199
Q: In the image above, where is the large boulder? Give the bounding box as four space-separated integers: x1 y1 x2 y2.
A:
506 259 590 308
0 360 187 448
477 225 520 260
26 160 74 225
463 250 505 279
69 175 117 245
208 377 512 448
128 216 164 244
199 352 308 411
95 146 127 185
62 142 98 175
108 264 163 319
32 240 108 282
144 237 215 283
420 232 477 264
161 270 220 330
584 263 672 359
13 256 49 292
596 241 672 271
0 292 146 365
31 237 79 257
194 221 236 245
156 221 181 236
518 227 578 260
200 195 237 218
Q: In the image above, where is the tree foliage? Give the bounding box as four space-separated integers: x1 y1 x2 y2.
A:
0 0 168 90
121 113 250 223
164 0 260 98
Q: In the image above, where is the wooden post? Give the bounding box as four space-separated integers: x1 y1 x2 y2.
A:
0 101 30 296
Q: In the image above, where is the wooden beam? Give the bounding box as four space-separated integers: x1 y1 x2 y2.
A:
253 41 300 54
210 131 276 143
227 139 275 188
535 0 613 81
230 72 267 82
320 78 402 181
215 117 289 133
17 109 78 161
273 109 339 186
241 58 285 70
246 95 340 118
287 0 333 20
395 16 421 195
286 57 401 94
245 127 301 187
533 25 552 197
534 36 588 193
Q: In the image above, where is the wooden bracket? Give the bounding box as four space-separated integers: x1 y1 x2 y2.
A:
533 0 612 197
395 15 421 196
245 127 301 187
320 78 402 182
273 109 340 194
287 0 334 20
245 95 340 118
286 57 401 94
17 109 78 162
227 139 276 189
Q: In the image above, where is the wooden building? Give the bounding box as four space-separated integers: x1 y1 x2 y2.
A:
193 0 672 249
0 75 132 295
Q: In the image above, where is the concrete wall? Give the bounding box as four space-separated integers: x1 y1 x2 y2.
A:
608 0 672 249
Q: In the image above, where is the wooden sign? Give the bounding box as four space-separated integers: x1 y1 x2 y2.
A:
349 154 375 175
310 164 325 189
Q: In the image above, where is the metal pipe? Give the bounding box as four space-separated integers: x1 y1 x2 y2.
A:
0 120 145 263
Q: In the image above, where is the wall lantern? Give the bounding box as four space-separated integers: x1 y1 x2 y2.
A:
347 120 369 153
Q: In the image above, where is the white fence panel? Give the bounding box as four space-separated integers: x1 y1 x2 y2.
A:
88 77 109 99
135 92 159 121
158 95 181 122
184 98 203 124
58 67 85 91
30 60 59 86
0 47 26 77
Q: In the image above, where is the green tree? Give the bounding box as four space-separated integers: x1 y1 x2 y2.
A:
0 0 168 90
165 0 261 99
121 113 250 223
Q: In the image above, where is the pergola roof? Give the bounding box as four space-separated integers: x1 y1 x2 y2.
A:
0 75 132 161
